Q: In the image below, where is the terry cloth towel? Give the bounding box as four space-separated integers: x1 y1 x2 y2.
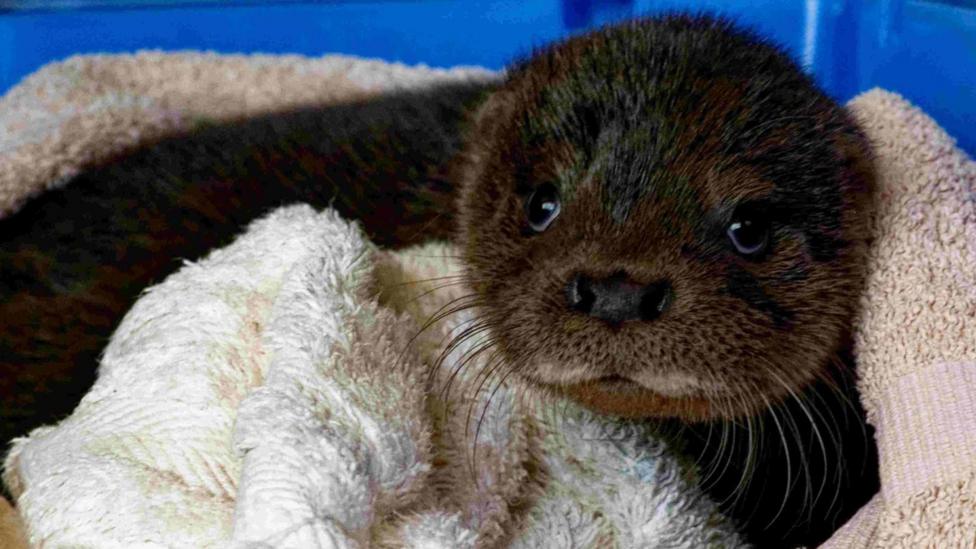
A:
1 52 974 547
818 91 976 547
3 204 743 548
0 51 493 218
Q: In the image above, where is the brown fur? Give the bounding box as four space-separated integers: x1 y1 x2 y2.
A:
457 16 874 421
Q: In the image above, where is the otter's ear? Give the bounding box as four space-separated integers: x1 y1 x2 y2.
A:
461 89 517 194
838 107 877 198
837 107 879 244
470 90 516 142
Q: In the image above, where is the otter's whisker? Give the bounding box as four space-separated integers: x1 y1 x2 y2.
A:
468 355 517 484
400 279 471 307
817 358 872 468
464 348 508 438
702 410 736 496
805 369 858 521
415 295 485 364
397 291 482 375
778 393 814 531
396 252 468 261
436 325 497 404
730 390 760 511
761 391 795 531
769 368 829 523
803 385 846 520
387 274 468 288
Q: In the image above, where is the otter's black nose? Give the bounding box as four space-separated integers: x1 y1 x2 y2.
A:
566 272 671 324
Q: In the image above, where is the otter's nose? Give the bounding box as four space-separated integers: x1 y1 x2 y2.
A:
566 272 672 324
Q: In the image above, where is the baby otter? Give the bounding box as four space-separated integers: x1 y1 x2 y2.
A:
459 16 874 421
0 14 876 546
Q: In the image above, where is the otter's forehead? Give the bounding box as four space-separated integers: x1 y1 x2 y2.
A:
503 18 849 261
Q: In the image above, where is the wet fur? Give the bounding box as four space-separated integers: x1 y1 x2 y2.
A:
1 15 877 547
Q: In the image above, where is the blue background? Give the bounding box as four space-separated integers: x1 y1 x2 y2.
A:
1 0 974 154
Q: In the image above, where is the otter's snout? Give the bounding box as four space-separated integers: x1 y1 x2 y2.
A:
566 272 672 324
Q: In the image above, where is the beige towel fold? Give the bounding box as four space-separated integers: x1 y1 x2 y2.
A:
821 90 976 548
0 51 493 217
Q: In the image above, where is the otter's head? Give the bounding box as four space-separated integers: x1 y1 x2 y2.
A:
457 15 874 420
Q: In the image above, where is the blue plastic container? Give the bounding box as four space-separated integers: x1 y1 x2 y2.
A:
1 0 974 154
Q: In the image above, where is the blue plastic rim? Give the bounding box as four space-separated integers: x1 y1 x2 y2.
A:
1 0 974 154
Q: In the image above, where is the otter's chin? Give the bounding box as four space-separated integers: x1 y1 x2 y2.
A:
551 378 743 421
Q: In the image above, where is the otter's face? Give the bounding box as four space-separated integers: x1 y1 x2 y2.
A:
457 16 874 420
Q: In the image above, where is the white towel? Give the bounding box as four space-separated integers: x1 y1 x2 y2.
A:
4 204 741 548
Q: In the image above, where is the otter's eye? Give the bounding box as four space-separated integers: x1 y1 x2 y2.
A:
526 183 561 233
727 210 770 257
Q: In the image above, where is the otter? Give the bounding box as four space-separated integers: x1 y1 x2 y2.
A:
0 15 877 546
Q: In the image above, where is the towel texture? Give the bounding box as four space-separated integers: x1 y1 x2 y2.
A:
818 90 976 548
0 48 495 470
1 52 974 547
3 204 742 547
0 51 492 218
